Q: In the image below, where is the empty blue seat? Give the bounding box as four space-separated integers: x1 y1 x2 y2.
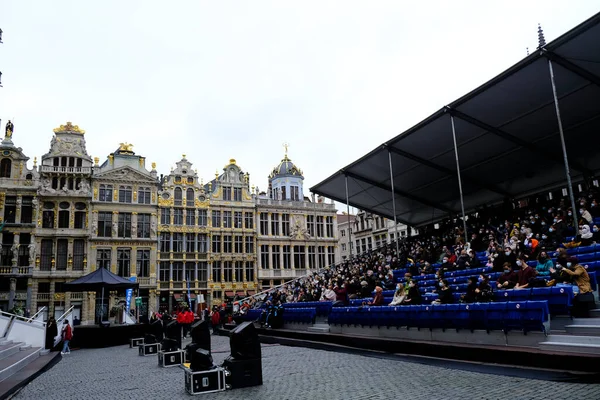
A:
504 301 528 332
577 253 595 263
511 288 532 302
589 271 597 291
487 302 507 331
522 301 549 333
576 245 596 254
468 302 489 330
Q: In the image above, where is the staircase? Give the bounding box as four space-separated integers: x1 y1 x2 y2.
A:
540 310 600 354
307 316 330 333
0 340 41 383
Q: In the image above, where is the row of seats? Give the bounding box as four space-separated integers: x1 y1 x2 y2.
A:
281 308 316 324
283 301 333 316
328 301 550 333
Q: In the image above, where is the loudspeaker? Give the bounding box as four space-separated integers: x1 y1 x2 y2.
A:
190 320 211 352
190 348 216 372
151 320 164 342
222 356 262 388
229 321 261 360
144 333 157 344
161 338 178 352
165 321 182 350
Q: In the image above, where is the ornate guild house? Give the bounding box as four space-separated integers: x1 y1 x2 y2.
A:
0 122 339 323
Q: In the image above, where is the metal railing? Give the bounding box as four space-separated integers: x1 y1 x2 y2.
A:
0 309 46 328
27 306 47 323
41 166 91 174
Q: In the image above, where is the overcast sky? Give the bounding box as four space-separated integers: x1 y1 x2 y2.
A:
1 1 598 199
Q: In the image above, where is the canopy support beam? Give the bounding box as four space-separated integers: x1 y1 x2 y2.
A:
387 151 400 256
386 145 511 197
447 108 591 176
547 59 579 236
344 170 455 214
450 115 469 244
344 175 353 260
542 50 600 88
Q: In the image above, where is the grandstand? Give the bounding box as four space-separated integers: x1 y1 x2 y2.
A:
237 12 600 372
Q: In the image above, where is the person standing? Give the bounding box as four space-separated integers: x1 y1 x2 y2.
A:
45 317 58 350
61 320 72 355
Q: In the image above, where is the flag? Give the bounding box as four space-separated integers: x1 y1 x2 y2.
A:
125 276 136 314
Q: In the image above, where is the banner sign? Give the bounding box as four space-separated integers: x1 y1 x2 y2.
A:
125 276 137 314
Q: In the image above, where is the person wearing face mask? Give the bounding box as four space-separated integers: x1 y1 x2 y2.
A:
497 263 518 289
535 251 553 277
579 207 593 225
589 199 599 218
515 255 536 289
592 225 600 243
493 246 516 273
551 256 595 317
462 277 478 303
432 279 453 305
579 224 594 246
389 284 407 306
403 280 422 305
475 274 493 302
367 286 384 306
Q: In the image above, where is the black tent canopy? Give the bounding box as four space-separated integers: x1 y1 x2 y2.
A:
311 12 600 228
64 268 138 322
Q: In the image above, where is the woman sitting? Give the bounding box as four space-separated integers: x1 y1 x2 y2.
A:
403 281 422 305
389 284 406 306
432 279 453 304
475 274 493 302
462 276 478 303
366 286 385 306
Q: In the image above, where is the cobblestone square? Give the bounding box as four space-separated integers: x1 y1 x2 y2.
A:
13 336 599 400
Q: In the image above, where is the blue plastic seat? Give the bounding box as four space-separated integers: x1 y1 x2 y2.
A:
468 302 489 330
504 301 527 332
487 302 507 331
549 286 573 315
511 288 532 302
522 301 549 333
577 253 595 263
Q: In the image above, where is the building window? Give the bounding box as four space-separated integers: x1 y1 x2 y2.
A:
341 243 347 251
281 186 287 200
234 211 242 229
0 158 11 178
282 245 291 269
172 209 183 225
223 187 231 201
58 210 70 228
74 203 86 229
160 208 171 225
137 213 151 238
234 236 243 253
17 233 30 266
160 233 170 253
185 262 195 281
328 246 335 267
282 214 290 236
245 261 254 282
98 212 112 237
187 177 194 184
20 196 33 224
245 236 254 254
198 210 207 227
212 261 222 282
224 261 233 282
271 214 280 236
173 232 183 253
159 261 170 282
223 235 232 253
318 246 326 268
198 234 208 253
136 249 150 277
3 196 16 223
186 233 195 253
117 213 132 238
223 211 232 228
259 213 268 235
118 186 132 203
42 204 55 229
198 262 208 281
260 245 269 269
308 246 316 269
212 211 221 228
233 187 242 202
293 245 305 268
174 187 183 206
306 215 314 237
316 216 324 237
97 249 111 269
138 187 151 204
73 239 85 270
291 186 299 201
272 245 281 269
186 188 194 207
326 216 334 237
117 248 131 277
56 239 68 270
173 262 183 281
367 237 372 250
40 239 53 271
244 212 253 229
212 235 221 253
99 184 113 202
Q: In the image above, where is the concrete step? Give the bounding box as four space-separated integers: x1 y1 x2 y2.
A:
565 325 600 336
0 340 13 347
0 343 22 361
571 317 600 326
0 347 41 382
307 324 330 333
539 341 600 355
589 309 600 318
546 334 600 345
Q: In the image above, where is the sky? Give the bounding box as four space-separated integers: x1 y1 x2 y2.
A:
1 1 599 203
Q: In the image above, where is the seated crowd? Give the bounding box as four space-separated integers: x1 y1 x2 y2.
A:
244 189 600 318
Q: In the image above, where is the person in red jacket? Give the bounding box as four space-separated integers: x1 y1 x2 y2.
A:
210 307 221 335
61 320 72 355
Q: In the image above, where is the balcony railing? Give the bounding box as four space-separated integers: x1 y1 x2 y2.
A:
37 293 51 301
69 292 84 300
0 266 33 275
137 277 156 286
256 198 336 210
41 166 92 174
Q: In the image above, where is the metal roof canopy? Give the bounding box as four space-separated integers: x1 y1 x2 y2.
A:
311 12 600 227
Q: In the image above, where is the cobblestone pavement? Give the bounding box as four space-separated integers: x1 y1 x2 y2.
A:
13 335 599 400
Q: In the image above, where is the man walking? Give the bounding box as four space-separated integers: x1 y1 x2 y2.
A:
61 320 72 355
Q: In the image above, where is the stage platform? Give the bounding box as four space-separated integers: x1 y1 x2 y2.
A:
71 323 152 349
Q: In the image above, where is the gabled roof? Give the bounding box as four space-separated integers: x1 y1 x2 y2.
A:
311 12 600 227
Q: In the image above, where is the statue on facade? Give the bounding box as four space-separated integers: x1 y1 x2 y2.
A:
11 243 19 260
40 177 56 194
28 244 36 262
78 180 91 195
112 221 118 237
5 120 14 139
150 219 157 236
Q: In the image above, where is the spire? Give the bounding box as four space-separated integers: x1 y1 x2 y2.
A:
537 23 546 49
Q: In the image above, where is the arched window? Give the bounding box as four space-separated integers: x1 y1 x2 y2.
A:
0 158 11 178
137 187 151 204
174 187 183 206
99 184 113 202
118 185 132 203
186 188 194 207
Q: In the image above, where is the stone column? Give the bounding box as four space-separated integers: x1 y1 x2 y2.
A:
323 246 328 268
267 212 272 236
290 245 295 269
67 239 74 271
131 212 138 238
279 245 284 270
26 278 32 312
11 234 20 268
30 280 38 314
15 195 22 224
49 281 55 317
268 245 272 269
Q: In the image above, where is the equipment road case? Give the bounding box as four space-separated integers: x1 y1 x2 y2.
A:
183 366 229 395
130 338 144 348
138 343 160 356
158 349 185 367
